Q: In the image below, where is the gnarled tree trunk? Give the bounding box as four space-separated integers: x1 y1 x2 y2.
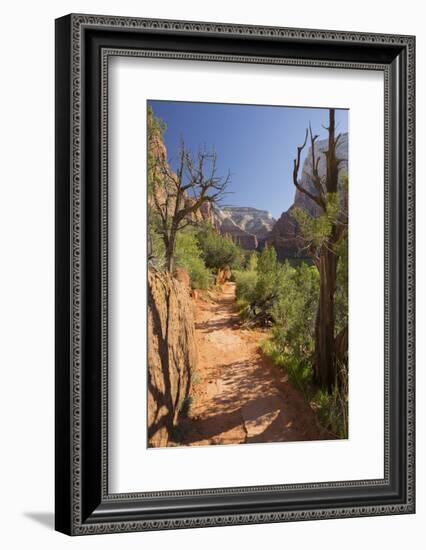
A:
315 246 337 388
291 108 347 392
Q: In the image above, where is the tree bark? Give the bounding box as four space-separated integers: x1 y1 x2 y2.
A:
314 108 340 391
290 108 346 392
315 246 337 389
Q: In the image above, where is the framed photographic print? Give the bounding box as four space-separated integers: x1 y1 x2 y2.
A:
55 14 415 535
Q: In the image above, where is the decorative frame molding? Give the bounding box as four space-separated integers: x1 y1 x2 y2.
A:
55 13 415 535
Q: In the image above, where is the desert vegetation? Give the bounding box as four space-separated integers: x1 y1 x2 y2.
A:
234 243 348 438
147 103 348 446
232 110 349 437
148 106 243 281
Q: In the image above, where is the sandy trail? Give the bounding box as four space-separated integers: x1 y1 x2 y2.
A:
181 282 325 446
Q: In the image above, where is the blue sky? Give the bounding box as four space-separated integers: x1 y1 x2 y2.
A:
148 100 348 219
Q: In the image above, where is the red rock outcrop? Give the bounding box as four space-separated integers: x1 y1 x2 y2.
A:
216 207 275 250
174 266 191 289
147 269 197 447
219 207 275 239
215 266 232 286
183 196 222 229
219 217 258 250
267 206 305 260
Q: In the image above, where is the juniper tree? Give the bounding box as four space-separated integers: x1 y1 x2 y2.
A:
148 109 229 273
291 109 348 390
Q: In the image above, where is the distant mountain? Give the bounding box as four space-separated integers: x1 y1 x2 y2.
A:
219 207 276 238
215 206 276 250
267 133 348 259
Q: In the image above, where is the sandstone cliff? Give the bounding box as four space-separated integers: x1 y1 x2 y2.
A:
216 206 276 250
219 217 258 250
147 268 197 447
218 206 275 238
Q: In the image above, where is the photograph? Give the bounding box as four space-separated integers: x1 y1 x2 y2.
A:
147 100 349 448
51 9 415 538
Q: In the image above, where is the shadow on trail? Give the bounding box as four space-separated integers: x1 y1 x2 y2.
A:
184 282 326 446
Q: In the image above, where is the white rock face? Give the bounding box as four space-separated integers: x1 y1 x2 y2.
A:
294 132 349 216
216 206 276 239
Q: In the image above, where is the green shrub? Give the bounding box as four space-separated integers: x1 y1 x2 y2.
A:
261 338 348 439
335 236 348 336
234 248 318 342
175 231 212 289
254 255 348 438
233 269 259 319
234 247 295 325
184 256 213 289
233 240 347 438
241 250 258 271
196 225 244 270
233 270 258 302
313 361 348 439
148 221 166 270
271 262 319 366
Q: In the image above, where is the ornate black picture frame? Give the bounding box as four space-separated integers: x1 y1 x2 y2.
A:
55 13 415 535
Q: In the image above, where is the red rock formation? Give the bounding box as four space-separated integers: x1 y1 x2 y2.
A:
215 266 232 286
219 218 258 250
147 269 197 447
267 206 306 260
199 201 221 230
219 207 275 238
182 196 222 229
174 266 191 289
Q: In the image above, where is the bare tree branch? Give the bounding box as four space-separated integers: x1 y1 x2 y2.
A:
149 142 230 272
309 123 326 203
292 128 326 210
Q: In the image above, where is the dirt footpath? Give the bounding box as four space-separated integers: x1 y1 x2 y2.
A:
180 282 326 446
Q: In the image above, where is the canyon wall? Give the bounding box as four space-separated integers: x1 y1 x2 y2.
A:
147 268 197 447
217 206 276 250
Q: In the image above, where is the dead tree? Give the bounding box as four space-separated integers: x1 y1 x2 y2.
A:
292 109 347 390
150 143 229 273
